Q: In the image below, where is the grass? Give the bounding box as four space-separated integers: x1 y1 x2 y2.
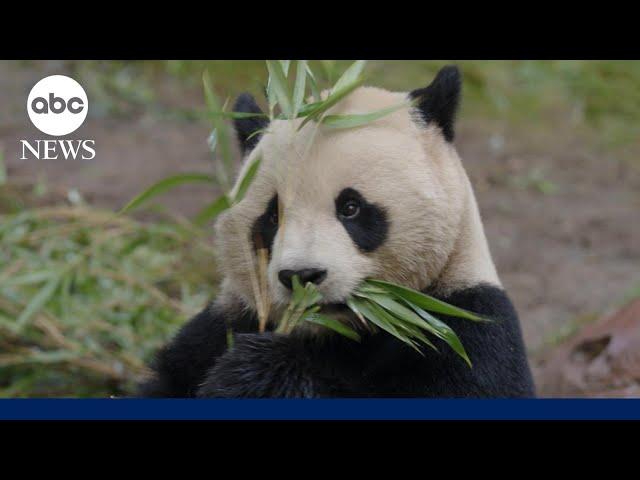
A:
0 206 217 397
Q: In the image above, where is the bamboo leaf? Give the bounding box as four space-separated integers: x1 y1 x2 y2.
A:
232 155 262 204
302 284 323 308
366 279 488 321
354 283 388 295
346 297 419 351
193 194 231 226
203 71 233 186
347 297 396 335
354 291 429 330
207 111 268 120
391 320 438 352
291 275 306 304
119 173 215 214
266 61 290 120
276 100 323 119
355 294 437 353
305 63 322 103
207 129 217 152
405 301 472 367
305 313 361 342
298 77 365 131
332 60 367 94
202 71 222 117
292 60 308 118
245 127 268 142
320 60 337 83
279 60 291 75
266 60 293 118
322 101 409 129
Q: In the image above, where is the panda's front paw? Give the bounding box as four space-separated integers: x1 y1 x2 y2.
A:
196 333 315 398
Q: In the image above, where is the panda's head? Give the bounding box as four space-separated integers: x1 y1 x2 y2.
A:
215 65 500 316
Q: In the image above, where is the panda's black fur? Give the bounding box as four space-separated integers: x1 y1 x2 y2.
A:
234 92 269 153
409 65 461 143
139 66 536 398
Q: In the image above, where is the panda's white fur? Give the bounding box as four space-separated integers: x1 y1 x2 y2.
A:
215 86 499 318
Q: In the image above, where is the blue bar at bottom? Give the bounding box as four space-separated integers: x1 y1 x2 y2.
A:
1 398 640 420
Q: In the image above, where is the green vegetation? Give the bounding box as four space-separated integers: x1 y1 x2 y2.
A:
280 276 488 367
0 207 217 397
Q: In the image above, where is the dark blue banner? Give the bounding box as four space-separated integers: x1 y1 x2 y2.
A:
1 399 640 420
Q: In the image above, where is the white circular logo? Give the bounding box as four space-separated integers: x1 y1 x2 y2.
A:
27 75 88 136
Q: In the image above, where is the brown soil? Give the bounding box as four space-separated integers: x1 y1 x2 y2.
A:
2 61 639 396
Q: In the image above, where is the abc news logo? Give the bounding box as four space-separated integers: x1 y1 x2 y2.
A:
20 75 96 160
31 93 85 114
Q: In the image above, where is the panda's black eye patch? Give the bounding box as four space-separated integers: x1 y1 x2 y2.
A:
335 188 388 253
251 194 279 255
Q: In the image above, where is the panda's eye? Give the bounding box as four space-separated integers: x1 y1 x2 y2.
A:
269 210 278 225
339 200 360 219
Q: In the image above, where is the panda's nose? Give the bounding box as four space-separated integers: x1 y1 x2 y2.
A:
278 268 327 290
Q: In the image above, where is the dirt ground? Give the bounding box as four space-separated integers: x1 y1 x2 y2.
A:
2 61 639 396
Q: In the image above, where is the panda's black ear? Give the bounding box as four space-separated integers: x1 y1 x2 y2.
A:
233 93 269 154
409 65 461 142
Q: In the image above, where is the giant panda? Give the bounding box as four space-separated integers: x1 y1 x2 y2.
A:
139 65 535 398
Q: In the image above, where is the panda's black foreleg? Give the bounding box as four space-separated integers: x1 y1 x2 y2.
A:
196 332 319 398
138 302 258 398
